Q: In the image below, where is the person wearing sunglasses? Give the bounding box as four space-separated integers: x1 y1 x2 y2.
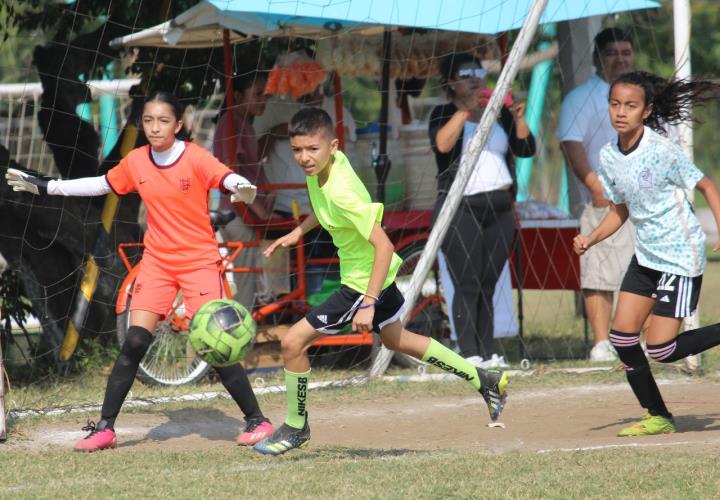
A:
428 52 535 369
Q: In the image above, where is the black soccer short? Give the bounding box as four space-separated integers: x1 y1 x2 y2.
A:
620 255 702 318
305 283 405 334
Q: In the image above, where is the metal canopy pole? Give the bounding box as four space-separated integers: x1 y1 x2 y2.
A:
370 0 550 377
223 29 237 161
374 28 393 203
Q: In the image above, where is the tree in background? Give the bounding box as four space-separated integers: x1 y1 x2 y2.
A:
627 1 720 186
0 0 211 371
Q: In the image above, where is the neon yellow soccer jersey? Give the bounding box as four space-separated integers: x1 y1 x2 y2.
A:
306 150 402 293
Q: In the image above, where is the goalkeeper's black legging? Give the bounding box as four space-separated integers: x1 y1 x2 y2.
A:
100 325 264 428
438 190 515 359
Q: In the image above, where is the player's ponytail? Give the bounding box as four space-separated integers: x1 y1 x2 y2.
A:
611 71 720 134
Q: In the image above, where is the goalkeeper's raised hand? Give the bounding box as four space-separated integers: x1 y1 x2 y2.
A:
230 183 257 204
5 168 49 195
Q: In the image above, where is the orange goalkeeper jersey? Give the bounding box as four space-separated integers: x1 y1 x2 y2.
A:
106 142 232 270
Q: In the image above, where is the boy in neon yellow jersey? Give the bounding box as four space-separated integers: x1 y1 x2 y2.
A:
254 108 508 455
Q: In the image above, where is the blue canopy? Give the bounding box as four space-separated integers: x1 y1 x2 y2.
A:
111 0 659 49
208 0 660 36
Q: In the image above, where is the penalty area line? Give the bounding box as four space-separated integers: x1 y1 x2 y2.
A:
537 439 716 454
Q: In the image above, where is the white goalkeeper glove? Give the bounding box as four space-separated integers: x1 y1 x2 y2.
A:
5 168 50 195
230 183 257 204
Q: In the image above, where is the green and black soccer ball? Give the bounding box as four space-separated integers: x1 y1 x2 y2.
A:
189 299 256 366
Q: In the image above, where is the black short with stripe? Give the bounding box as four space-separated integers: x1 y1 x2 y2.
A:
620 255 702 318
305 283 405 334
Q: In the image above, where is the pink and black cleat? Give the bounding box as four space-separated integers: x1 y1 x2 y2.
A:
237 418 274 446
73 420 117 452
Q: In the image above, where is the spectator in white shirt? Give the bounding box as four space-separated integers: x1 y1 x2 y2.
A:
557 27 636 362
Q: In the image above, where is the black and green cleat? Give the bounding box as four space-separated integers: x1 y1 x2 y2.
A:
478 368 508 421
253 420 311 456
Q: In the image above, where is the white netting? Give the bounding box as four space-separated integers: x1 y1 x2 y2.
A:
1 0 714 404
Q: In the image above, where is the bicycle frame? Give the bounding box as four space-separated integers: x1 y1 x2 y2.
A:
114 193 439 347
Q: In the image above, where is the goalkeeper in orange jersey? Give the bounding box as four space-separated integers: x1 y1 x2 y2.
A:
6 91 273 451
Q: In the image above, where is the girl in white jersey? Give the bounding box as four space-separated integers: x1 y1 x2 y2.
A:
574 71 720 437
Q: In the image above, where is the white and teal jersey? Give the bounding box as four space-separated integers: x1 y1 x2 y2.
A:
598 126 705 277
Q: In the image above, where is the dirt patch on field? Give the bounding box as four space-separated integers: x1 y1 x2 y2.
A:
8 379 720 454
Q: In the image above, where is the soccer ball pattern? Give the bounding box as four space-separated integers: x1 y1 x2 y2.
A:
189 299 256 367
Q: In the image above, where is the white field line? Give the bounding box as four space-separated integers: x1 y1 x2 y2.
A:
537 439 720 454
5 369 692 421
7 376 368 420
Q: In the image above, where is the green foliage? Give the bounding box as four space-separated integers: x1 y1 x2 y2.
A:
70 337 120 374
0 269 33 345
0 1 40 82
0 1 19 44
624 1 720 78
1 1 329 104
618 2 720 180
0 269 40 376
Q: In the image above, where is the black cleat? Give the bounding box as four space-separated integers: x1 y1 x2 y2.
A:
478 368 509 421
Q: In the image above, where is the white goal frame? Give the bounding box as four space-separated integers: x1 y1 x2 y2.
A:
369 0 550 377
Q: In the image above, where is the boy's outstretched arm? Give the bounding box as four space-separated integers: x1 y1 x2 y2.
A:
263 213 319 257
696 176 720 251
352 223 394 333
573 202 629 255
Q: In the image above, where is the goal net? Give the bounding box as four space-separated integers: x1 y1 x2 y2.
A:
1 0 709 409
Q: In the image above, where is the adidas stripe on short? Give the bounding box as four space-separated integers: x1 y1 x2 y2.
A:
305 283 405 334
620 255 702 318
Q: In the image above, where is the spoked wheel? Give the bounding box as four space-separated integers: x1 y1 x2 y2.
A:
388 240 450 368
116 289 210 386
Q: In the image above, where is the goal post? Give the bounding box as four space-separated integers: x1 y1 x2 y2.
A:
1 337 6 442
673 0 701 372
369 0 550 378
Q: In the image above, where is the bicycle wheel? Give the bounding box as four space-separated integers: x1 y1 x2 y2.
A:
391 239 450 368
116 289 210 386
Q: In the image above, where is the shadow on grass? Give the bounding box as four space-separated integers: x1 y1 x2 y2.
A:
122 406 244 447
589 412 720 433
674 413 720 433
256 446 425 463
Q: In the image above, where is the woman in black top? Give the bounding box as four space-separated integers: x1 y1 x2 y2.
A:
428 53 536 367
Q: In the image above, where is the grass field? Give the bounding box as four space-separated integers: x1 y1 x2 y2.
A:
3 444 720 498
3 264 720 498
4 370 720 498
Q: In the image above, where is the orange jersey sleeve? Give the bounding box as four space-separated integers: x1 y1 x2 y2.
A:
191 144 234 192
105 155 136 195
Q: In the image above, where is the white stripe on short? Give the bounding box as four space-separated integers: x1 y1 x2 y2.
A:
377 303 405 331
684 277 693 317
315 294 365 333
674 276 693 318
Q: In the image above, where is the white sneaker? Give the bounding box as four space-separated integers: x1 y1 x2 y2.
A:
465 355 485 367
589 340 617 362
489 353 510 368
479 354 510 369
